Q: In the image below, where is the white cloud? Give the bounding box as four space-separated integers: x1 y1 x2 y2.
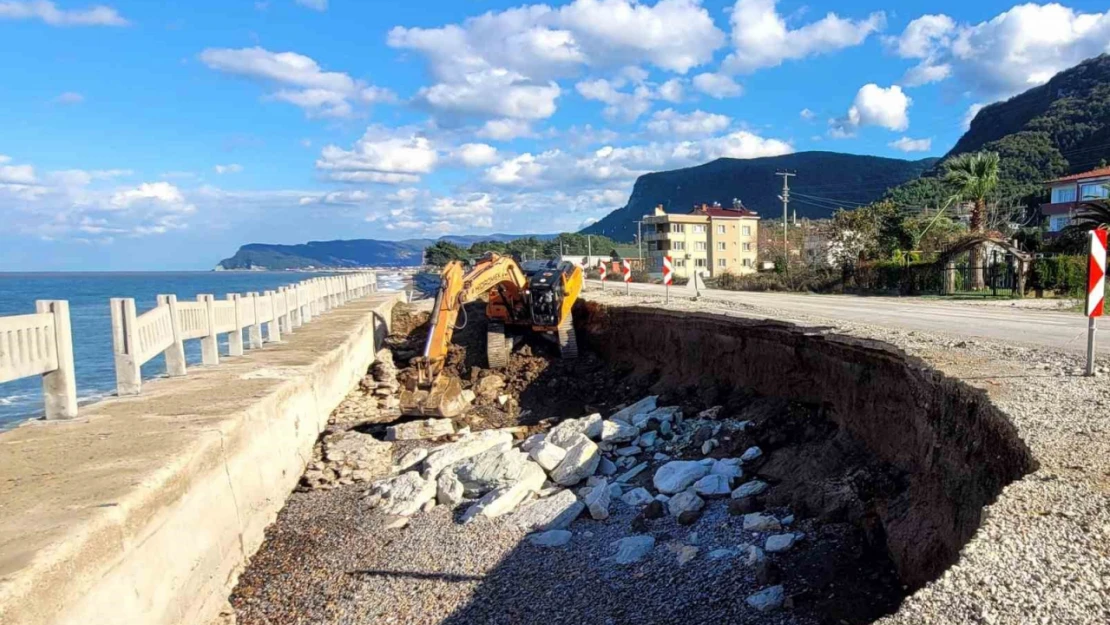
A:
830 84 912 136
53 91 84 104
575 73 691 121
416 68 561 120
109 182 192 212
316 126 438 184
0 159 37 185
295 0 327 10
0 1 128 27
723 0 885 73
962 102 985 131
799 108 815 120
692 72 742 98
452 143 500 167
477 118 535 141
888 136 932 152
657 78 684 103
645 109 731 137
199 47 395 118
214 163 243 175
888 5 1110 98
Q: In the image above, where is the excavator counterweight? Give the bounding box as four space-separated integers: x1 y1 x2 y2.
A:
399 252 583 418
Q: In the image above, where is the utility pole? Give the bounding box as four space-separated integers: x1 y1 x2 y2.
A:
776 171 795 270
635 219 645 268
587 234 592 260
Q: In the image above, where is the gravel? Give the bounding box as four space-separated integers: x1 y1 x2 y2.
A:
586 287 1110 625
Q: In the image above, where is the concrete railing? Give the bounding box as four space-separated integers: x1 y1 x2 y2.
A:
110 272 377 396
0 300 77 420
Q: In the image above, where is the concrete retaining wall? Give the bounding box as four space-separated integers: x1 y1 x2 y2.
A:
0 294 398 625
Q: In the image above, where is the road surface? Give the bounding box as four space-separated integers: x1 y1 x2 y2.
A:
588 280 1101 354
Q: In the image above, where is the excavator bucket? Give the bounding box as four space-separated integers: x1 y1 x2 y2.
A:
399 374 470 418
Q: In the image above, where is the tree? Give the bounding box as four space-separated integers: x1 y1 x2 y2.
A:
944 151 1000 289
424 241 469 266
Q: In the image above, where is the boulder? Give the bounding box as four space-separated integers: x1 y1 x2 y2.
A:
528 440 568 472
667 490 705 518
395 447 428 473
598 457 617 476
610 535 655 564
585 478 611 520
386 418 455 441
701 439 718 455
697 406 723 419
668 543 699 565
742 513 782 532
677 509 704 526
609 396 658 424
547 414 603 447
323 430 392 476
643 500 666 519
707 548 740 560
475 374 506 400
615 445 641 457
732 480 769 498
453 447 535 497
615 461 649 483
632 406 680 429
621 487 654 507
550 433 601 486
374 471 436 517
520 433 546 452
745 544 767 567
436 471 465 507
637 431 658 448
382 515 409 530
765 533 796 553
746 586 785 613
460 463 546 523
512 489 584 531
422 430 513 479
693 474 732 498
710 458 743 480
600 420 640 443
728 497 760 516
529 530 572 548
653 461 710 494
741 446 764 463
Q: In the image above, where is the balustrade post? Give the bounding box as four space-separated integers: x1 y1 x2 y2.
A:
248 292 264 349
198 294 219 365
110 298 142 396
226 293 244 356
157 294 187 377
36 300 77 419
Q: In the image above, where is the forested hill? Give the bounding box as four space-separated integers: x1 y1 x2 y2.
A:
581 152 937 241
891 54 1110 207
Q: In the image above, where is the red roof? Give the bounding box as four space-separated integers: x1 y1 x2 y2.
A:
1046 166 1110 184
691 204 758 218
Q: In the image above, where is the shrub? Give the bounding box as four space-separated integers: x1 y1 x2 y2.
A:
1030 255 1086 296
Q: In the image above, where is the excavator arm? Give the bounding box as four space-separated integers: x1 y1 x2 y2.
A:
400 253 528 417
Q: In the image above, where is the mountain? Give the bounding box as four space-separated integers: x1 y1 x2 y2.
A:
890 54 1110 206
580 152 938 241
216 233 556 270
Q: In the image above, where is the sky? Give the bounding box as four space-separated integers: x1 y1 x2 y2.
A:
2 0 1110 270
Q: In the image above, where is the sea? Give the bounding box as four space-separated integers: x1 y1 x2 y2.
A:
0 271 407 431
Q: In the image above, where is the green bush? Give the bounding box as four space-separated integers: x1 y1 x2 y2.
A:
1031 256 1086 296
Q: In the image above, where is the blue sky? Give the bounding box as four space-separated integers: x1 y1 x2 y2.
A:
2 0 1110 270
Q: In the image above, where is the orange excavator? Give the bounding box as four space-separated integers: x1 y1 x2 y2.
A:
399 252 583 418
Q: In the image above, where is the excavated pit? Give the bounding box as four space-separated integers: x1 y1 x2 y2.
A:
231 300 1037 625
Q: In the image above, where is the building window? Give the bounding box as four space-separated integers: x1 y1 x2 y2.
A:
716 242 726 251
742 258 752 268
716 225 726 234
695 258 707 268
672 241 685 251
742 225 751 236
717 259 727 267
670 223 685 233
692 224 706 234
674 258 686 268
742 242 752 251
1080 183 1110 200
1051 186 1077 203
695 241 707 251
1049 215 1071 232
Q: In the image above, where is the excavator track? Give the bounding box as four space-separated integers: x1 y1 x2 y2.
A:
487 322 511 369
557 317 578 360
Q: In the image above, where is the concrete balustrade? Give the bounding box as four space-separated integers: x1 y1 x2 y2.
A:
0 300 78 420
0 272 378 419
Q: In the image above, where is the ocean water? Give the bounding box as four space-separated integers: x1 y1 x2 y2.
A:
0 271 403 431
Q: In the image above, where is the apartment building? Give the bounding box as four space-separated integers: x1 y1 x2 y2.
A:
1040 166 1110 235
643 203 760 278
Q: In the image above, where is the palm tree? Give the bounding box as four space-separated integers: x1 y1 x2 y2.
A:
943 151 1000 289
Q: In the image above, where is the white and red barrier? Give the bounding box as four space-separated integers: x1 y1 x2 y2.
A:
622 259 632 294
1085 228 1108 375
663 255 673 303
598 259 607 289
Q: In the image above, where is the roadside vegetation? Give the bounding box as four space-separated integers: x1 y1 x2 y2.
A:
425 233 622 267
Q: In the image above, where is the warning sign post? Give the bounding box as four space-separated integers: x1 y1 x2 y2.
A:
1086 229 1107 376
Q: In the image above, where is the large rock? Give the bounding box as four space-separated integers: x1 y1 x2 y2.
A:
436 470 465 506
385 418 455 441
475 374 506 400
621 487 654 507
585 478 611 520
453 447 535 497
323 430 392 476
666 490 705 518
374 471 436 517
395 447 428 473
765 534 797 553
600 420 640 443
746 586 785 612
653 461 710 495
693 474 732 498
511 489 584 531
422 429 513 479
743 513 782 532
741 446 764 463
611 535 655 564
547 414 603 447
710 458 743 480
460 463 546 523
529 530 572 547
615 461 649 483
609 396 658 424
528 440 567 472
732 480 769 498
520 433 546 452
550 433 601 486
632 405 680 429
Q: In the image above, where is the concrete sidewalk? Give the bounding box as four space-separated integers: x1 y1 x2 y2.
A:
0 293 398 625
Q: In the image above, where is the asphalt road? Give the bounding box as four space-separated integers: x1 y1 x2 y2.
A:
587 280 1103 355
